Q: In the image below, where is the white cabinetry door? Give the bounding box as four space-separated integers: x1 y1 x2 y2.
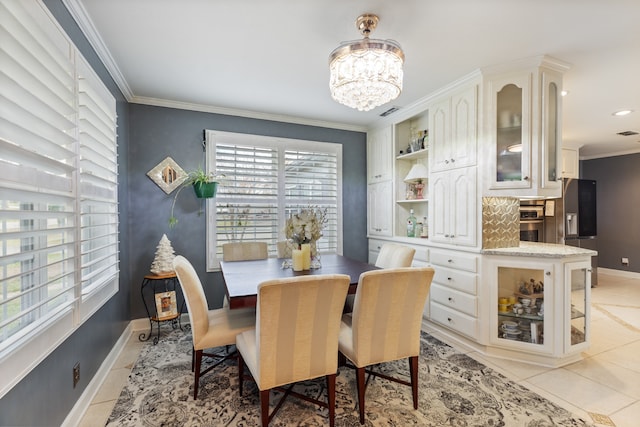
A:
367 126 393 183
430 86 477 173
367 180 392 237
561 148 578 178
430 167 477 247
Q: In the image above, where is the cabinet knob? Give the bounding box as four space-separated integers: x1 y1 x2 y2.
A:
545 271 551 276
523 176 529 181
445 160 449 164
447 259 453 263
447 277 452 281
447 317 452 322
448 297 453 301
450 158 455 163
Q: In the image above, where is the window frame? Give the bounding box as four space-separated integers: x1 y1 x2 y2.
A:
204 130 343 271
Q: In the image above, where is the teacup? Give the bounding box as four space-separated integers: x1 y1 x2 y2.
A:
512 303 523 314
520 298 531 307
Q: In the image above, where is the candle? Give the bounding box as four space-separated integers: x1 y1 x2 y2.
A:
301 243 311 270
292 249 304 271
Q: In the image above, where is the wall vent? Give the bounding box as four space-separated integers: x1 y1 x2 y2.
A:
380 106 400 117
617 130 639 136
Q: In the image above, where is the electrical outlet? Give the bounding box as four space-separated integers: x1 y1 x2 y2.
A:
73 363 80 388
622 257 629 265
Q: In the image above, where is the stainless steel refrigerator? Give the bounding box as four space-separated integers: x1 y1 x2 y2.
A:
544 178 598 286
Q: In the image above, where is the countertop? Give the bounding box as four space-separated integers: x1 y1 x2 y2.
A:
482 241 597 258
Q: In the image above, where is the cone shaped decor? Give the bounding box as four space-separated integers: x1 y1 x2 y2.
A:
150 234 176 274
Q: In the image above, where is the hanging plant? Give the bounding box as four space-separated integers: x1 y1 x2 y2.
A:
169 167 224 228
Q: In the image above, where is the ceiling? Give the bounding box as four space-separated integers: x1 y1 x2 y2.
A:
66 0 640 159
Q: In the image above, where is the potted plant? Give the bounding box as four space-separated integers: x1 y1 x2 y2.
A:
169 167 224 228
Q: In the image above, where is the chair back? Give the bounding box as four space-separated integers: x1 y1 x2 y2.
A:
350 267 434 366
255 274 350 390
276 240 294 258
375 243 416 269
173 256 210 345
222 242 269 261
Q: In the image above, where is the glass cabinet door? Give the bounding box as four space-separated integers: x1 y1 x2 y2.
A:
541 70 563 190
566 260 591 352
497 266 547 346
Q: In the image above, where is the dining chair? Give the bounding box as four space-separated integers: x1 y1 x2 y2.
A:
338 267 435 424
236 274 350 427
276 240 293 258
221 241 269 308
172 255 255 399
344 242 416 312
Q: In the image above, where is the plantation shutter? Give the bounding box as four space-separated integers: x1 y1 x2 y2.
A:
0 0 77 346
284 149 338 254
77 57 119 298
214 142 280 251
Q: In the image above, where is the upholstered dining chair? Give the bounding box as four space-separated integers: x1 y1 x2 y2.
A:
236 274 350 427
338 267 435 424
344 242 416 312
276 240 293 258
221 241 269 308
173 255 255 400
222 241 269 261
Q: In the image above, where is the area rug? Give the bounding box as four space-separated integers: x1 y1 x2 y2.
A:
108 328 592 426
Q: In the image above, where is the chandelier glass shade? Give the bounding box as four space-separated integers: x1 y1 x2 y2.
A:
329 14 405 112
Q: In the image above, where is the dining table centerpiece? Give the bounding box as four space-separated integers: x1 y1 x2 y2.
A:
284 206 327 268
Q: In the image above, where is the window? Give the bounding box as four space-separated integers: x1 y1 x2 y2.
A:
205 130 342 270
0 0 118 397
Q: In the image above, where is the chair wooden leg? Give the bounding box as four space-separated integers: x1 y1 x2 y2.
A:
356 366 366 424
193 349 203 400
260 389 270 427
327 374 336 427
191 346 195 371
238 353 244 397
409 356 418 409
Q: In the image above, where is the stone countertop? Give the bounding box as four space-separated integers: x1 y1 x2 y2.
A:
482 241 597 258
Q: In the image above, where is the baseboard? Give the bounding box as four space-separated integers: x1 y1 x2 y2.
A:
598 267 640 280
61 322 133 427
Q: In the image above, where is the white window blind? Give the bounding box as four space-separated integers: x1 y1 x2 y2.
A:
205 130 342 270
0 0 118 397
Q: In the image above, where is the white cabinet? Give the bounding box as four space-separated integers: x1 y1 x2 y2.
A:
484 56 569 199
561 147 579 178
429 167 478 247
430 85 478 172
428 249 480 341
483 253 592 366
367 126 393 183
367 180 392 237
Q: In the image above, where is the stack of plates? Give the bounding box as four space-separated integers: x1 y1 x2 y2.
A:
500 321 521 340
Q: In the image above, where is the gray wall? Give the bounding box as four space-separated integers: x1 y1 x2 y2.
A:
128 104 368 319
582 153 640 273
0 1 131 425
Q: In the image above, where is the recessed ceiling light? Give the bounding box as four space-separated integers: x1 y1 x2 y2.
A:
561 90 569 96
613 110 633 116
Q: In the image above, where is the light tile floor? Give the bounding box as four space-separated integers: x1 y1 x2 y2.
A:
78 272 640 427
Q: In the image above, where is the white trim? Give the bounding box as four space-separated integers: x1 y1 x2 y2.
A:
131 96 367 133
598 267 640 280
61 323 132 427
62 0 133 99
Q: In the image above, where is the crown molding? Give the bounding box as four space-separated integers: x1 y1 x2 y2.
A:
130 96 368 133
62 0 134 100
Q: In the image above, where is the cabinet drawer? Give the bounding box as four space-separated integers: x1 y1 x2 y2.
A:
368 239 385 253
414 246 429 263
430 301 478 340
430 250 478 273
432 267 478 295
430 283 477 316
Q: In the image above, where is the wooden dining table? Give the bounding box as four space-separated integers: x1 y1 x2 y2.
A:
220 253 379 309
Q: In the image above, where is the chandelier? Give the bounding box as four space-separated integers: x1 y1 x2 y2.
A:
329 14 405 112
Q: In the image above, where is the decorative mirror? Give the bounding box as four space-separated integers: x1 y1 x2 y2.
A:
147 157 187 194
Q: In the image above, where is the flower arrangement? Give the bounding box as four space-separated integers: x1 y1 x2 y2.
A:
284 206 328 247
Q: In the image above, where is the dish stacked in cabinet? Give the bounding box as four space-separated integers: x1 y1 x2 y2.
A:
428 249 479 341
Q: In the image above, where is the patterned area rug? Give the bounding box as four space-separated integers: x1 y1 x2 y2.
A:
108 328 592 426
